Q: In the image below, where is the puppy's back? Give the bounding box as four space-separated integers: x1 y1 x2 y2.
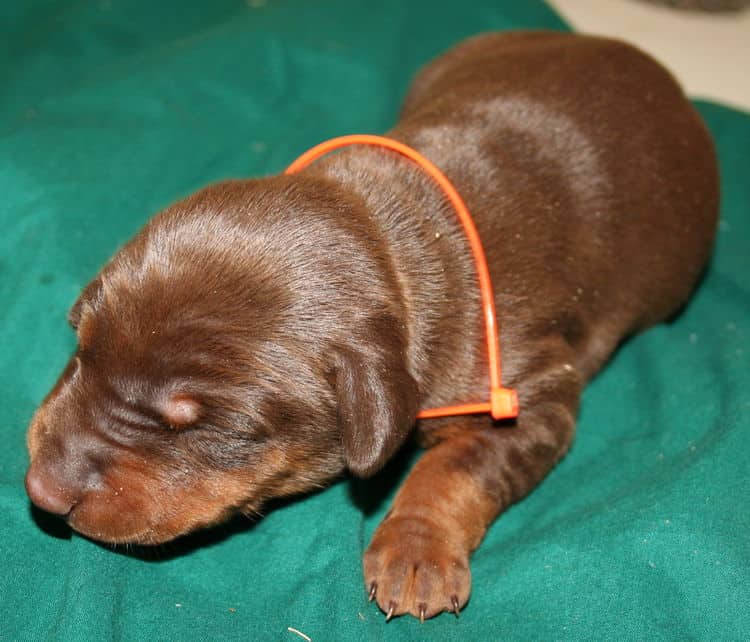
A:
396 32 718 339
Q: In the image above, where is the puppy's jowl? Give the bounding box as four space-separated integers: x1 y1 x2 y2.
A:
26 32 718 620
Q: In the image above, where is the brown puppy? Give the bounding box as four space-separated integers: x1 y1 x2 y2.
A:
25 32 718 621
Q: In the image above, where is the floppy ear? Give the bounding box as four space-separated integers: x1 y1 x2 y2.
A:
333 319 419 478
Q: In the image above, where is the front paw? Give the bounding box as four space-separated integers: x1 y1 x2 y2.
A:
363 514 471 621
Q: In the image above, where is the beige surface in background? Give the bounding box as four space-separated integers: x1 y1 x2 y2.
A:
548 0 750 112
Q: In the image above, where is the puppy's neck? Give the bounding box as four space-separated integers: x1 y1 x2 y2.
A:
304 145 486 407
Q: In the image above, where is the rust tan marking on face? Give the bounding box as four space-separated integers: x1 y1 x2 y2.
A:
66 452 262 545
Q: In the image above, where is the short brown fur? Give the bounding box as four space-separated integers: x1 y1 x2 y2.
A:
26 32 718 620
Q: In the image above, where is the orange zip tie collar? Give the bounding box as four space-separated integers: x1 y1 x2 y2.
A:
285 134 519 421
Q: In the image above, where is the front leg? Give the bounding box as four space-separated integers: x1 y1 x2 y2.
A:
363 366 581 621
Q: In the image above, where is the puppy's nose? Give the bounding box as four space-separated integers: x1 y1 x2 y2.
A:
25 465 77 516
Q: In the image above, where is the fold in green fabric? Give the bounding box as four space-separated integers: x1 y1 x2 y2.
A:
1 1 747 640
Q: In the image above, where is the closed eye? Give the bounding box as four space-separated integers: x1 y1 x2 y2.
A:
107 403 164 431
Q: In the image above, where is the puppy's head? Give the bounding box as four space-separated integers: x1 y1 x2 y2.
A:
26 177 418 545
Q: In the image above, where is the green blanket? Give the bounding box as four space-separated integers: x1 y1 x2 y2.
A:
2 1 748 640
